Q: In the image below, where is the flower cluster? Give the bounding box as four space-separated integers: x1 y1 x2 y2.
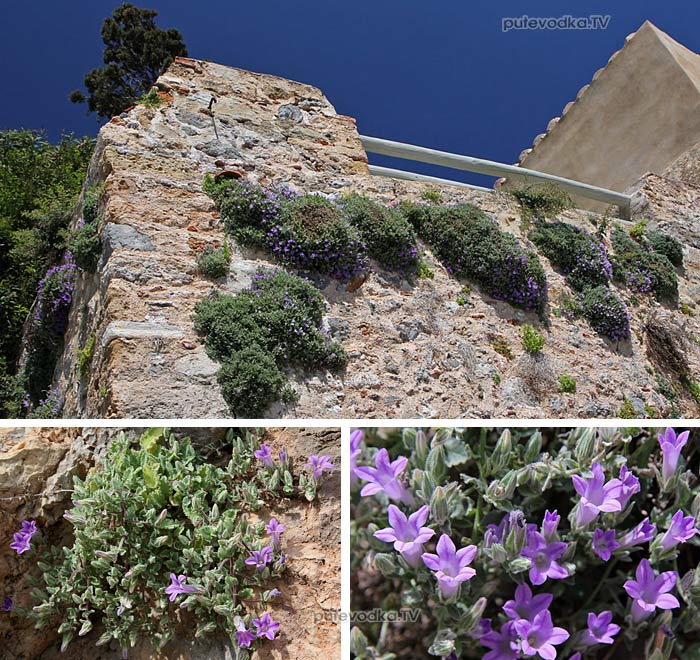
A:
351 427 699 660
34 253 76 335
9 520 37 555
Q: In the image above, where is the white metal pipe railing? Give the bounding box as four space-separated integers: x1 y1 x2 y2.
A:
360 135 632 218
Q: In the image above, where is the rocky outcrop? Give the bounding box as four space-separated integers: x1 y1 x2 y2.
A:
46 57 700 419
0 427 340 660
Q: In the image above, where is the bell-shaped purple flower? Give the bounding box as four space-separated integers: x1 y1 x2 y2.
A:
9 520 38 555
503 583 553 623
350 429 363 484
515 610 569 659
520 530 568 586
592 528 619 561
658 428 689 484
572 463 622 527
480 620 519 660
374 504 435 567
421 534 477 598
1 597 13 612
236 628 257 648
617 517 655 550
613 465 640 509
265 518 285 547
623 559 679 622
245 546 273 572
541 510 560 543
660 509 698 551
355 448 414 505
253 612 280 640
306 455 334 480
581 611 620 646
164 574 200 602
254 444 275 468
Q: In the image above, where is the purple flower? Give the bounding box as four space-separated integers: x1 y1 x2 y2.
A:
503 584 553 623
354 448 414 505
266 518 285 547
480 620 519 660
572 463 622 527
236 628 257 648
254 444 275 468
350 429 363 484
618 517 655 550
306 455 334 480
515 610 569 659
581 611 620 646
164 574 199 602
658 428 689 483
1 597 13 612
592 528 619 561
660 510 698 551
614 465 640 509
253 612 280 640
623 559 680 622
421 534 477 598
541 510 560 543
9 520 37 555
245 546 274 572
373 504 435 567
520 530 568 586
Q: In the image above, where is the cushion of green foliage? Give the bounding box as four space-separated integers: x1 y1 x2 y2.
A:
521 324 545 354
203 175 281 248
273 194 367 279
193 270 346 416
341 193 419 272
529 221 612 291
70 222 101 271
558 374 577 393
403 202 547 311
646 230 684 267
580 285 630 341
611 227 678 302
31 429 298 654
197 244 230 279
508 183 574 220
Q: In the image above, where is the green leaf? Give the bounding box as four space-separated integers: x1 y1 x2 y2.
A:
140 427 166 454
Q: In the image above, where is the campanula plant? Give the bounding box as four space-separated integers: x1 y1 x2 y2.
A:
351 427 700 660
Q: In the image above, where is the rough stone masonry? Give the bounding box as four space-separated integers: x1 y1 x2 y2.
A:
49 57 700 419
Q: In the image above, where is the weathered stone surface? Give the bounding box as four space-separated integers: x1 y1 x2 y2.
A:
37 57 700 419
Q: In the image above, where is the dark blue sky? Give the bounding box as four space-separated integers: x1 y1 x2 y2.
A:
3 1 699 185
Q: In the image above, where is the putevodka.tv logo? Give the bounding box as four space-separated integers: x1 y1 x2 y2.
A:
502 15 611 32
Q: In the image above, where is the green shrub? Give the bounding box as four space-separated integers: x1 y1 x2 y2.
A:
508 183 573 220
0 357 25 417
77 333 96 381
558 374 577 393
274 194 367 279
193 270 346 416
420 188 443 204
416 259 434 279
203 175 283 248
69 221 101 272
521 324 545 354
492 339 514 361
629 219 647 241
135 87 162 107
580 285 630 341
529 221 612 291
646 230 684 267
197 242 230 279
611 227 678 302
81 184 103 224
31 428 313 655
341 193 419 272
618 396 637 418
408 203 547 311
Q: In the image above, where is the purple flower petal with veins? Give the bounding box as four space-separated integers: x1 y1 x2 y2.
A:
480 620 519 660
503 583 553 623
236 628 257 648
373 504 434 566
306 455 334 480
660 509 698 551
421 534 477 598
623 559 679 622
658 428 689 483
515 610 569 659
254 444 275 468
581 611 620 646
355 448 414 505
618 518 655 550
245 546 274 572
253 612 280 640
572 463 622 527
592 528 619 561
521 530 568 586
164 574 200 602
541 510 560 543
266 518 285 547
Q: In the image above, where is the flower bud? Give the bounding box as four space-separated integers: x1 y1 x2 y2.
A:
524 431 542 463
460 597 487 634
504 510 527 556
574 427 598 463
426 445 446 482
415 430 429 467
402 427 417 451
430 486 449 526
490 429 512 473
374 552 397 576
350 627 369 657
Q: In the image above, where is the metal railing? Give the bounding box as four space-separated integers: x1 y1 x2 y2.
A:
359 135 633 219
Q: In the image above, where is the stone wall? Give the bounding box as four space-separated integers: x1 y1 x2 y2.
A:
48 57 700 419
